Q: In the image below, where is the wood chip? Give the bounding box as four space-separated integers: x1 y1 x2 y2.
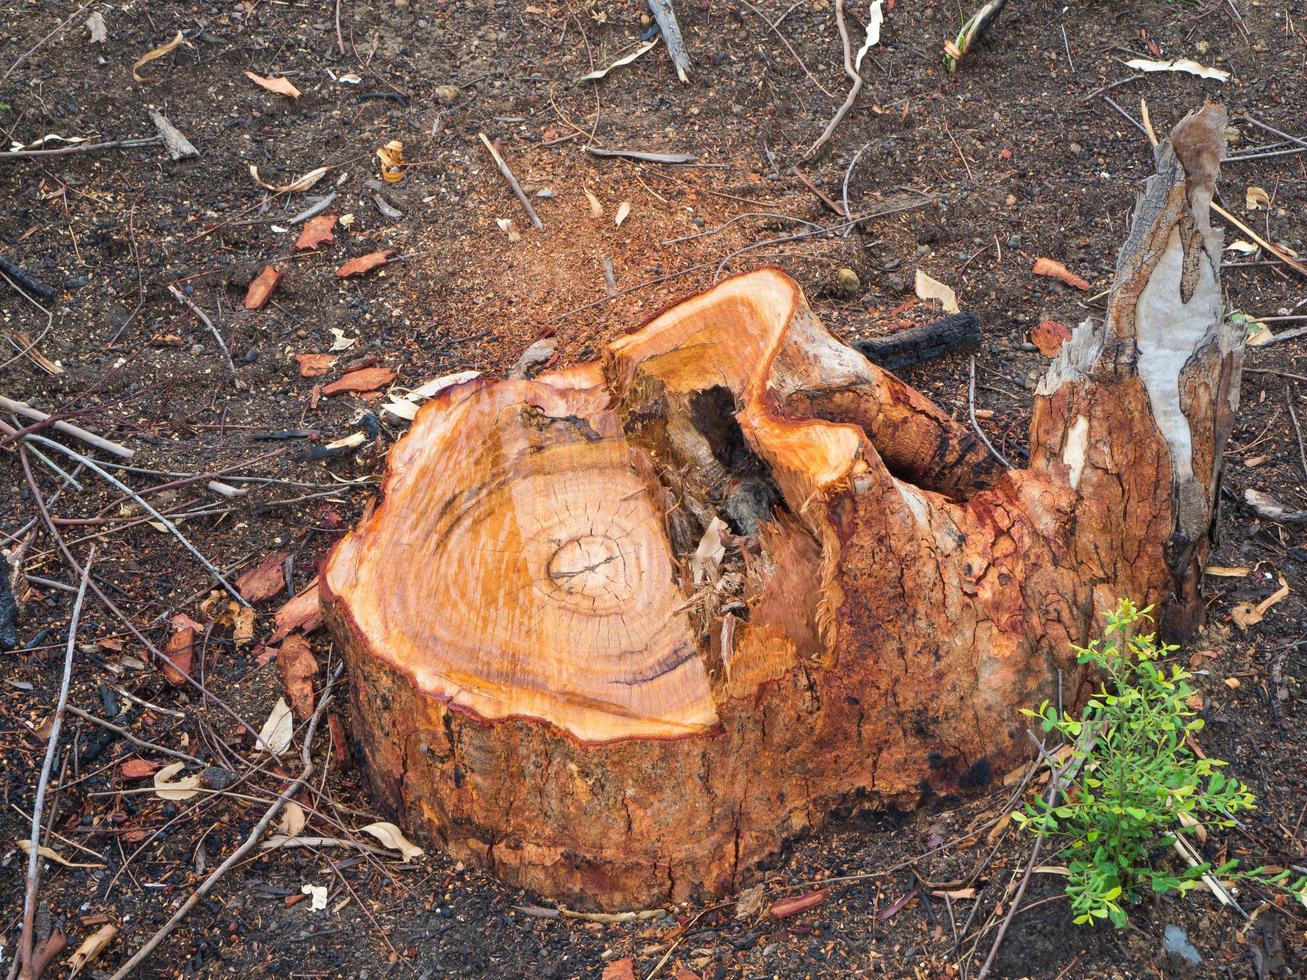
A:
322 366 397 396
236 551 288 603
295 214 337 251
295 353 337 378
1033 257 1090 290
336 249 395 278
244 265 282 310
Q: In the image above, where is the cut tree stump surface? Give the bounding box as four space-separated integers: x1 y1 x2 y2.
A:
322 105 1242 911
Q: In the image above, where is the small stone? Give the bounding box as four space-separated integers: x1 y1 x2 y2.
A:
833 267 860 298
434 84 459 104
1004 194 1017 207
1195 40 1210 55
1068 142 1082 154
244 349 258 364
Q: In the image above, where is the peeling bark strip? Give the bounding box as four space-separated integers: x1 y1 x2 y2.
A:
322 105 1240 911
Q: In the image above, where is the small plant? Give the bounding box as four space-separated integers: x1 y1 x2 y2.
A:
1012 599 1303 927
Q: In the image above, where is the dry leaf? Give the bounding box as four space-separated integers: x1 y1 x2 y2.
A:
237 552 288 603
1230 577 1290 630
276 800 307 838
495 217 521 242
769 889 828 918
322 366 397 396
336 249 395 278
120 758 162 780
1033 257 1090 290
1203 566 1249 578
256 698 295 755
245 70 301 98
232 605 255 647
272 579 323 641
1124 56 1230 82
162 626 194 686
86 11 107 44
578 39 658 82
153 761 202 801
132 31 187 82
360 821 425 860
301 884 328 911
16 840 105 869
914 269 960 314
1031 320 1072 357
295 214 337 251
68 923 118 974
1246 322 1275 346
1245 186 1270 211
376 139 405 182
614 201 632 227
584 188 603 218
1225 239 1258 255
854 0 885 70
296 353 336 378
601 960 636 980
278 634 319 719
328 328 357 352
244 265 282 310
249 164 328 194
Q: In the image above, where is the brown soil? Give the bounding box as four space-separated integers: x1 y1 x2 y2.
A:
1 0 1304 977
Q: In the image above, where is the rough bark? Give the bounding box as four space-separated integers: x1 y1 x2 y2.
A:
322 105 1240 910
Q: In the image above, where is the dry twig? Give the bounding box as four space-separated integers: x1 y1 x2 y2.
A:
804 0 863 160
478 133 543 230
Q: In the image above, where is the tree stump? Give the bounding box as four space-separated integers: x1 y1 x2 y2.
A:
322 105 1241 910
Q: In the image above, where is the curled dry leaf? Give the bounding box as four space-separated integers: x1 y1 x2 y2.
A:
1245 186 1270 211
769 888 828 919
360 821 425 861
296 353 336 378
854 0 885 71
245 70 301 98
256 697 295 755
577 39 658 82
336 249 395 278
237 551 288 603
132 30 187 82
1124 56 1230 82
1230 577 1290 630
153 761 202 801
295 214 337 251
1031 319 1072 357
583 188 603 218
119 758 162 780
1032 256 1090 290
278 634 319 719
381 369 481 420
914 269 960 314
301 884 328 911
1225 240 1258 255
377 139 405 182
614 201 632 227
244 265 282 310
68 923 118 974
271 579 323 641
328 328 357 352
276 799 307 838
17 840 105 869
249 164 328 194
495 217 521 242
162 625 195 686
322 366 397 396
1203 566 1250 578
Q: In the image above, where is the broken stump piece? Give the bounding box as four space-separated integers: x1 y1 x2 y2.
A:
322 104 1240 911
853 311 981 372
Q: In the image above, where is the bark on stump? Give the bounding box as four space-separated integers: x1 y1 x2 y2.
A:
322 105 1241 910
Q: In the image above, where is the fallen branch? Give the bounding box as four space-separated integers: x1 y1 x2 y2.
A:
0 137 163 161
478 133 543 230
19 550 94 980
854 312 981 372
0 255 54 299
1211 203 1307 279
67 707 206 766
108 666 344 979
968 357 1012 469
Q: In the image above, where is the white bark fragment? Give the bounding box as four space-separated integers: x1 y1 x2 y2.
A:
1062 415 1089 490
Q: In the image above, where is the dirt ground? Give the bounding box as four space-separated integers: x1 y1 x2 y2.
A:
1 0 1305 976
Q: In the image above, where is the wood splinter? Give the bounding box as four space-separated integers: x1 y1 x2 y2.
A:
323 104 1242 911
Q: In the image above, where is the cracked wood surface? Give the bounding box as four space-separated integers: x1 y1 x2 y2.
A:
322 104 1242 910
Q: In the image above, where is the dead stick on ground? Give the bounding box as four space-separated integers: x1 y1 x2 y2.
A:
167 286 237 381
0 395 133 459
67 707 206 766
478 133 543 230
0 0 95 85
969 358 1013 469
0 137 162 161
1211 202 1307 279
19 549 94 980
804 0 862 160
108 666 344 980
